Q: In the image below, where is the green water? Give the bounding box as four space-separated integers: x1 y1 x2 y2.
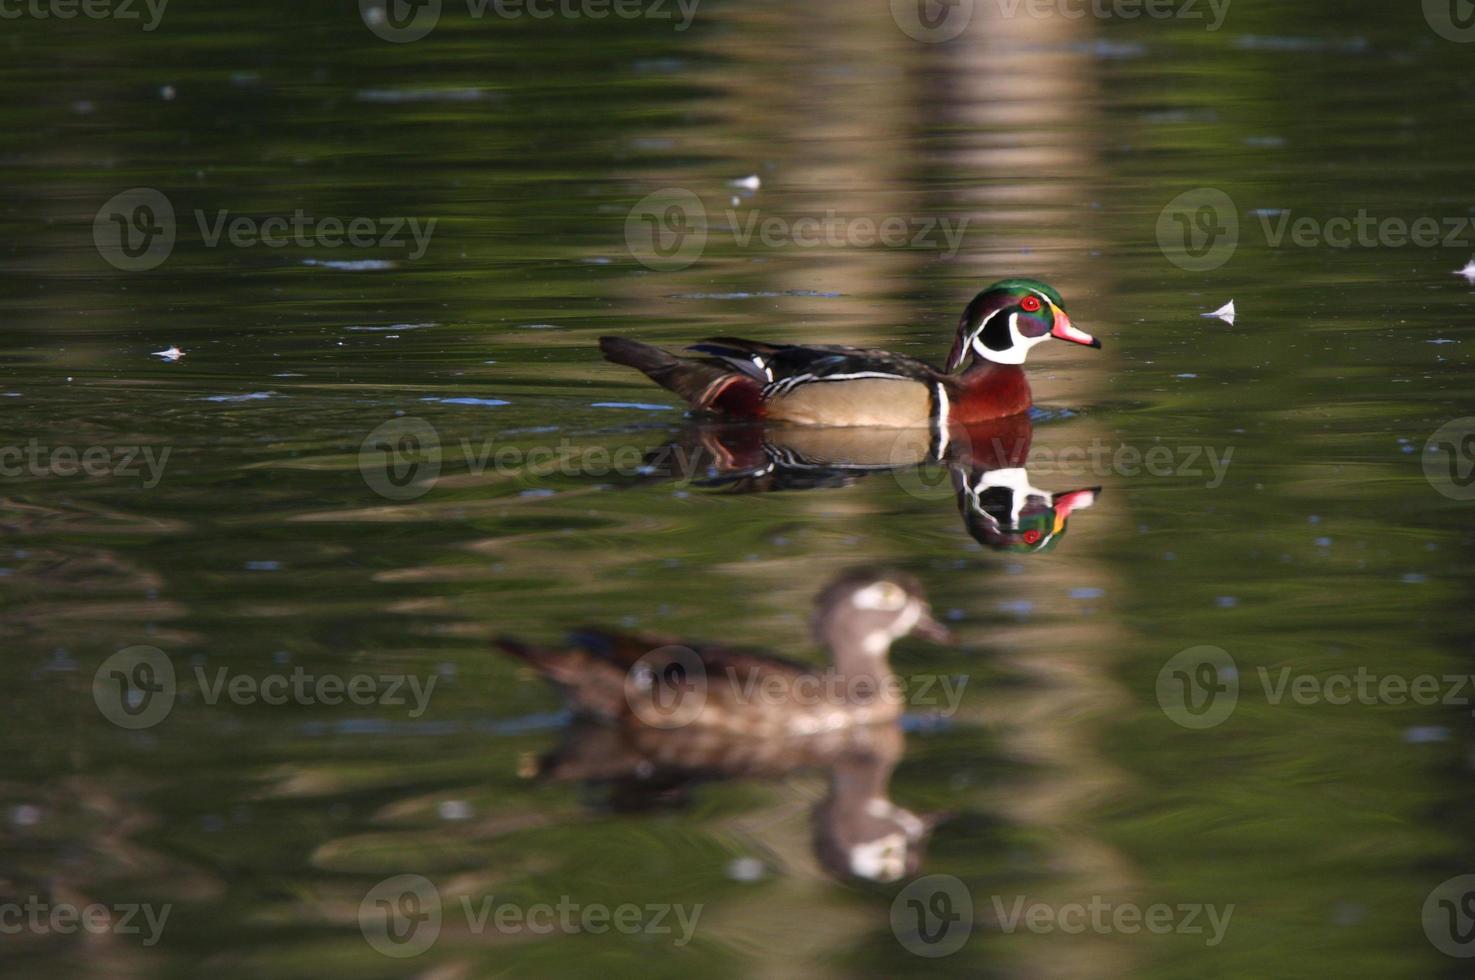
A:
3 2 1475 976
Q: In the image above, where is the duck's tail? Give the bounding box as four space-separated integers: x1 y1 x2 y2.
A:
493 635 629 720
599 336 762 416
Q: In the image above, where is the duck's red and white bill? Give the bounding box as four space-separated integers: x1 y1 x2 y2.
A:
1049 305 1101 348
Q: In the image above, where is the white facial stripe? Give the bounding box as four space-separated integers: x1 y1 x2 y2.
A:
977 466 1049 527
849 833 907 881
973 312 1052 366
853 582 907 611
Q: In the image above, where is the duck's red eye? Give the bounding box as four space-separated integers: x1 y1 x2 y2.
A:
1022 529 1042 544
1020 295 1042 313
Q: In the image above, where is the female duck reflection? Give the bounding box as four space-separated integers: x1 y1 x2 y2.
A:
496 570 954 883
638 413 1100 553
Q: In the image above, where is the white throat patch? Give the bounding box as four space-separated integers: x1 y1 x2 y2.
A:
973 312 1049 365
849 832 908 881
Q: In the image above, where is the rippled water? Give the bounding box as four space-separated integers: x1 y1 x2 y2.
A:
4 2 1475 977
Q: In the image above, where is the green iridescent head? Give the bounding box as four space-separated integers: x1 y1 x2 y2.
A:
959 477 1100 554
947 278 1100 371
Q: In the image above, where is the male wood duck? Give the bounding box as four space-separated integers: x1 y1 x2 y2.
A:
631 415 1102 552
953 467 1099 554
495 569 950 738
599 278 1099 427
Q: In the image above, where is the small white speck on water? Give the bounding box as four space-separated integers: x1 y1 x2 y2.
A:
438 800 473 821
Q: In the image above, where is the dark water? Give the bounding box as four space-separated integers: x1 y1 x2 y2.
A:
4 2 1475 976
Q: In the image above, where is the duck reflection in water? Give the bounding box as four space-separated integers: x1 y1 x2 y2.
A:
496 570 953 882
638 412 1100 553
